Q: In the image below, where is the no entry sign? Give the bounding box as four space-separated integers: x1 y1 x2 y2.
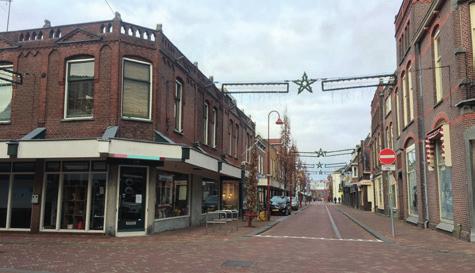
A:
379 148 396 165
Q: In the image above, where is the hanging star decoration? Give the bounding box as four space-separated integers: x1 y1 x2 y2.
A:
316 148 326 158
293 72 316 94
316 162 323 169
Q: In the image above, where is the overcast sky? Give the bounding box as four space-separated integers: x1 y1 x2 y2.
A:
0 0 402 180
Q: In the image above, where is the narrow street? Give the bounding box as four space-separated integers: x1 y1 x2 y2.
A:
2 203 475 273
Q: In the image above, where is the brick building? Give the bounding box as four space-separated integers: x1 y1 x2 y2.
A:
0 13 256 235
368 0 475 242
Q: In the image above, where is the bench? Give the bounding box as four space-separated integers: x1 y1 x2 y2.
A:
205 209 239 233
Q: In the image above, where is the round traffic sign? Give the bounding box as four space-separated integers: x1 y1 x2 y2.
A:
379 148 396 165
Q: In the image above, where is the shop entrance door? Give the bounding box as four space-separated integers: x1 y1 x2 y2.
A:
117 166 147 234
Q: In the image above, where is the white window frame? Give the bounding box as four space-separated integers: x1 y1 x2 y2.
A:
407 67 414 122
174 80 183 132
433 30 443 103
402 72 408 127
203 102 209 145
435 141 453 223
121 58 153 121
40 161 108 233
0 64 14 123
211 108 217 148
406 144 418 217
64 58 95 120
385 95 392 116
0 165 35 232
396 90 401 135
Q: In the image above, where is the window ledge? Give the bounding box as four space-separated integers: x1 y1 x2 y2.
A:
402 120 415 131
406 215 419 224
62 117 94 122
436 222 454 232
173 129 184 135
154 215 190 222
434 99 444 109
0 121 11 125
121 117 152 123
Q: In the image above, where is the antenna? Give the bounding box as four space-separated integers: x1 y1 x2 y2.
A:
0 0 12 31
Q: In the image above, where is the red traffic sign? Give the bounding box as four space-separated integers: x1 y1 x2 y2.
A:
379 148 396 165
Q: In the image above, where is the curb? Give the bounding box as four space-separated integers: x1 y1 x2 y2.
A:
245 205 310 237
336 207 391 243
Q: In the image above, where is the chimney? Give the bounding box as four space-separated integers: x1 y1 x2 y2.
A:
209 76 214 83
193 62 198 67
156 24 163 32
43 20 51 28
114 12 121 21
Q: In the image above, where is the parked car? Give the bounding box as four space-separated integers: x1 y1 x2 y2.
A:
291 196 299 210
270 196 291 216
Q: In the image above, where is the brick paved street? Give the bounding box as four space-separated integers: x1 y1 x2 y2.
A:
1 203 475 273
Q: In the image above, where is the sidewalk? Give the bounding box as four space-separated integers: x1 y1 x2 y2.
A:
337 205 475 255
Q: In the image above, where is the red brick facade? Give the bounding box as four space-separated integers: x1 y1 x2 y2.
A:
0 14 255 167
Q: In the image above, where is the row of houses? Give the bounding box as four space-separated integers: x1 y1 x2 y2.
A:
0 13 311 236
0 13 265 236
333 0 475 242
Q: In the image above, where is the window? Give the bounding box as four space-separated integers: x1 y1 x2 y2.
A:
352 166 358 178
42 161 107 231
211 108 217 148
0 162 35 230
470 4 475 70
222 181 238 210
433 29 443 103
235 124 239 158
228 120 233 155
385 96 392 116
435 141 453 222
0 64 13 122
202 180 218 213
64 59 94 119
155 172 189 219
402 72 408 127
389 123 394 149
407 67 414 122
174 80 183 131
122 58 152 120
203 102 209 145
395 89 401 135
406 143 418 216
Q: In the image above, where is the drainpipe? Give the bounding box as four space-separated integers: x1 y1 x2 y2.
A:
416 41 430 228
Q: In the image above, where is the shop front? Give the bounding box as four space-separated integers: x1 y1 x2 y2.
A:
1 139 243 236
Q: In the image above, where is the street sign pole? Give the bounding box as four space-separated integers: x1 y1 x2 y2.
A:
379 148 397 238
388 171 395 238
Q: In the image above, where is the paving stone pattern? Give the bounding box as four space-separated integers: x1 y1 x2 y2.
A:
0 203 474 273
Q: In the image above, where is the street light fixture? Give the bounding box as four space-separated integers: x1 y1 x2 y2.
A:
267 110 283 221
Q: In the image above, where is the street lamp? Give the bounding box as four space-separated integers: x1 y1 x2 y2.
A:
267 110 284 221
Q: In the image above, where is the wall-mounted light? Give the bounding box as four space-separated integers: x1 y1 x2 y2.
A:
7 140 19 158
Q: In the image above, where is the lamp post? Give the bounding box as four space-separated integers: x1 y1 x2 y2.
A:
267 110 284 221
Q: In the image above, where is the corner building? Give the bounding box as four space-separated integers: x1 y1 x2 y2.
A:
0 14 255 236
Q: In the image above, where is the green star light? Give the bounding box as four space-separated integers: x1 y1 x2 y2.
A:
293 72 317 94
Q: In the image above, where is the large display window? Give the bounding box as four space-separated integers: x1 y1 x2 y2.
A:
222 181 239 210
155 172 189 219
0 162 35 231
41 161 107 232
202 180 218 213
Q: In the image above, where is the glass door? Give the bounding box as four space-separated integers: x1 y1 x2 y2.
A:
118 166 147 232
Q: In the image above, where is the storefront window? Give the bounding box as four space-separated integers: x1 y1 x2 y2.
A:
42 161 107 232
90 173 106 230
61 173 88 230
43 174 59 229
406 144 418 216
436 142 453 222
202 180 218 213
0 174 9 228
0 163 35 230
155 173 189 219
222 181 238 210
